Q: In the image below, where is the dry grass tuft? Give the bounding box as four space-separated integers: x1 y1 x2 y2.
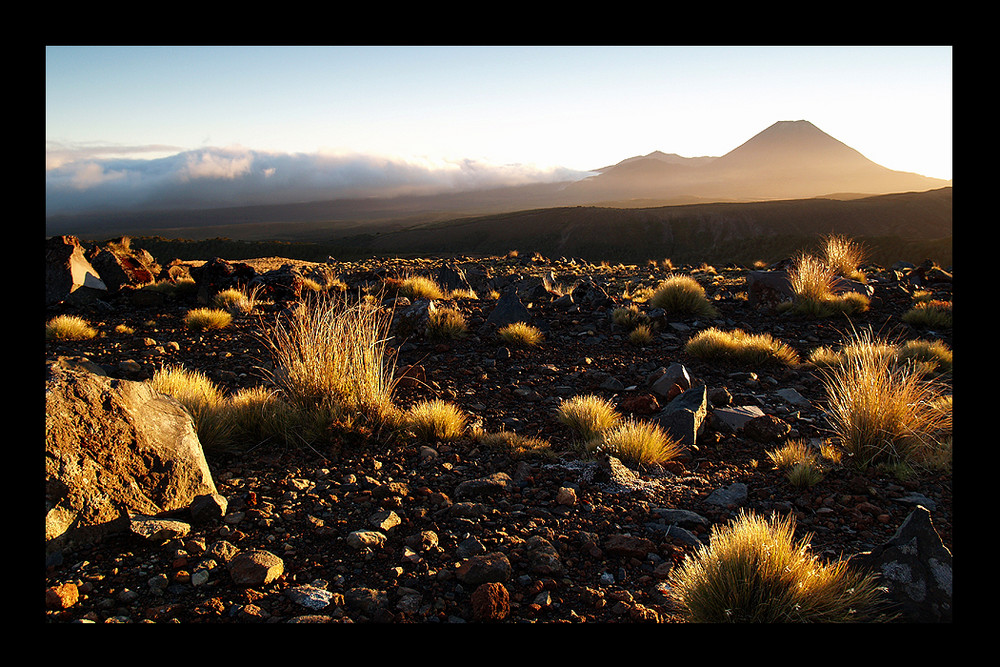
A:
685 327 800 366
405 399 468 442
46 314 97 340
648 274 719 318
213 285 263 315
902 300 952 329
427 306 468 339
819 234 868 282
473 429 555 459
818 328 952 469
396 275 446 301
258 292 399 427
498 322 544 347
184 307 233 331
785 252 869 318
628 324 655 346
555 394 622 447
598 418 683 468
667 510 887 623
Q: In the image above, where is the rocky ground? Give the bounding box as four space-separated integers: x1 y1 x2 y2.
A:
43 252 953 623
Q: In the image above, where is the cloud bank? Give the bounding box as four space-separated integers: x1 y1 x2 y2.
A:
45 145 593 217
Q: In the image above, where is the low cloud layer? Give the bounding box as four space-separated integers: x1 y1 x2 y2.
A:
45 144 592 217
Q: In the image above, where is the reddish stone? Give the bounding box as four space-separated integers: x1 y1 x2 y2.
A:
618 394 660 415
471 582 509 621
45 582 79 609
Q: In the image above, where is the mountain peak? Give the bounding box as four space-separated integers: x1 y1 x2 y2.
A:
714 119 872 171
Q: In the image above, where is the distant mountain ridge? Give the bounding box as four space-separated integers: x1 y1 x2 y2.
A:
566 120 949 203
46 120 952 243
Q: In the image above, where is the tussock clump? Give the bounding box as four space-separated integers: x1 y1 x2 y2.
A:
819 234 868 282
902 300 952 329
405 399 468 442
46 314 97 341
818 328 952 469
685 327 800 366
427 306 468 339
555 394 621 448
498 322 544 347
766 439 840 489
259 292 399 427
666 510 887 623
611 304 650 331
395 275 446 301
810 337 952 375
598 418 683 468
648 274 719 318
213 285 262 315
628 324 655 346
472 428 555 459
184 307 233 331
785 253 868 318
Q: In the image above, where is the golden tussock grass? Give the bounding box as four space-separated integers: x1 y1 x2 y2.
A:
258 292 399 428
184 307 233 331
819 233 868 282
404 399 468 442
213 285 263 315
598 418 683 468
818 328 952 470
648 274 719 318
666 510 887 623
150 364 234 451
426 306 468 339
46 314 97 341
902 299 952 329
785 252 869 318
498 322 544 347
684 327 800 366
555 394 622 447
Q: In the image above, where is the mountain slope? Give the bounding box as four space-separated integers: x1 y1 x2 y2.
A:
362 187 952 264
564 120 950 203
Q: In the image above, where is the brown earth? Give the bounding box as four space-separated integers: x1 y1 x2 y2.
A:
43 253 953 623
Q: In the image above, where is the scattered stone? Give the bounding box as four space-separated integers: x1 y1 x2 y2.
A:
471 582 510 621
129 515 191 542
346 530 387 550
228 550 284 587
46 582 79 609
486 289 531 327
704 482 748 508
742 414 792 443
849 506 952 623
712 405 766 432
653 384 708 448
457 552 512 585
285 583 340 611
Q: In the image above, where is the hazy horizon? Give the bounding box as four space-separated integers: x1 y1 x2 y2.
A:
45 46 953 217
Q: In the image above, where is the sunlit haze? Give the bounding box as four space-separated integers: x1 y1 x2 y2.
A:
45 45 952 216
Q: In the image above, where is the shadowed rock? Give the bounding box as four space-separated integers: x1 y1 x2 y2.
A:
46 235 107 305
849 505 953 622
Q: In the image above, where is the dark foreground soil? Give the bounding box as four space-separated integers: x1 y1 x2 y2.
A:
43 254 953 623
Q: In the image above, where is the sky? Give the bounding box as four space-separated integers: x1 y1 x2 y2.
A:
45 45 953 216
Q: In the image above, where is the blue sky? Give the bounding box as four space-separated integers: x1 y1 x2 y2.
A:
45 45 952 215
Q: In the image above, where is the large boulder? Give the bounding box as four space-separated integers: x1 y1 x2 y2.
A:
848 505 953 622
45 359 217 554
85 237 160 291
45 235 107 306
189 257 258 303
